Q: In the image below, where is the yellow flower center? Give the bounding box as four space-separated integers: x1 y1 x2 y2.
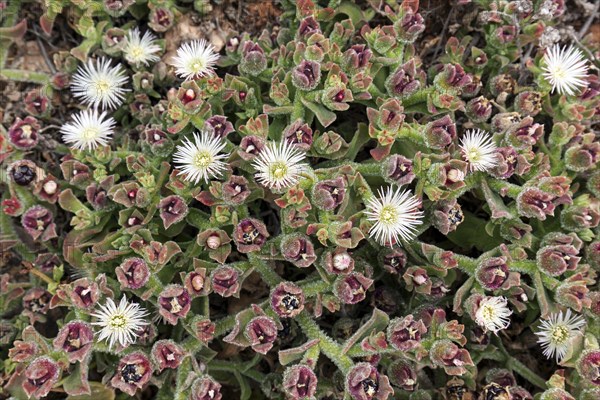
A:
190 60 205 73
130 46 145 60
481 305 495 320
194 151 213 168
550 325 569 344
269 161 288 180
552 67 566 80
109 314 127 329
94 80 111 95
379 205 398 225
82 128 99 140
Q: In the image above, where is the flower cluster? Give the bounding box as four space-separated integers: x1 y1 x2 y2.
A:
2 1 600 400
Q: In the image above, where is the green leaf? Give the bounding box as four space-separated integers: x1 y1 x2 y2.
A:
300 98 337 127
446 210 504 251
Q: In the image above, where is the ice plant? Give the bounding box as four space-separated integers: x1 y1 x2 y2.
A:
123 27 161 67
60 109 116 150
172 131 229 184
535 310 586 362
91 296 149 349
252 141 308 191
70 57 129 109
459 129 498 172
541 44 589 96
475 296 512 334
365 186 423 246
171 39 219 80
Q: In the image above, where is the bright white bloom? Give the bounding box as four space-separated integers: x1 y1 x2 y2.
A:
535 309 586 362
171 40 219 80
541 44 589 96
459 129 498 172
365 186 423 246
91 296 148 349
252 141 308 191
71 57 129 109
60 109 116 151
475 296 512 334
173 131 229 184
123 28 161 67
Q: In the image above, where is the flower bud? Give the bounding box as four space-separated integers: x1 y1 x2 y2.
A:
271 282 305 318
536 245 580 276
298 16 321 38
238 135 266 160
158 195 188 229
489 74 516 98
283 364 318 399
429 339 473 375
403 267 431 294
191 375 222 400
475 257 509 290
22 357 60 399
205 115 234 139
509 386 533 400
8 116 40 150
211 265 241 297
489 147 531 179
239 40 267 76
388 360 417 391
292 60 321 91
334 272 373 304
322 247 355 275
102 27 126 55
343 44 373 71
434 63 472 92
184 268 209 297
149 7 174 32
69 278 100 309
385 60 421 98
103 0 135 16
9 159 39 186
110 352 153 396
142 126 173 157
383 155 415 186
431 199 464 235
151 340 185 371
486 368 516 387
116 257 150 289
424 115 456 149
53 320 94 362
561 203 600 232
32 174 60 204
516 188 556 220
158 285 191 325
245 316 278 354
9 341 38 362
514 91 542 116
281 234 317 268
387 315 427 351
587 241 600 270
134 323 157 345
505 117 544 149
555 278 590 312
194 318 215 344
465 96 492 122
283 119 313 151
312 177 346 211
24 89 50 116
233 218 270 253
345 362 393 400
2 196 23 216
565 143 600 172
393 7 425 43
60 159 91 186
21 206 57 242
380 248 407 274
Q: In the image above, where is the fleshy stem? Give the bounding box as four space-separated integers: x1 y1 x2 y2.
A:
494 336 547 389
296 311 354 373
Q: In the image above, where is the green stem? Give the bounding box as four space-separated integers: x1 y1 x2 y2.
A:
296 311 354 373
0 69 50 84
249 254 283 287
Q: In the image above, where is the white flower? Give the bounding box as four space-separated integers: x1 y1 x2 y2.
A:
475 296 512 334
365 186 423 246
171 40 219 80
60 109 116 151
71 57 129 109
535 309 586 362
459 129 498 172
91 296 149 349
123 28 161 67
252 141 308 191
173 131 229 184
541 44 589 96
